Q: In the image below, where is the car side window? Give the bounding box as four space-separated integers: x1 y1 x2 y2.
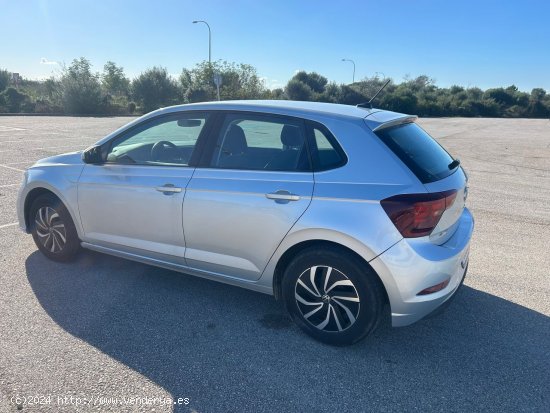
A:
209 114 310 172
106 113 209 166
308 123 346 171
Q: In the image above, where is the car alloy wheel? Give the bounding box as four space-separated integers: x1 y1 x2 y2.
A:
34 206 67 253
294 265 360 332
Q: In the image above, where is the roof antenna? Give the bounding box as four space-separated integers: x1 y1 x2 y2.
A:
357 79 391 109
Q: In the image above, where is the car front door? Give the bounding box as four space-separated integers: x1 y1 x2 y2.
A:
182 112 314 281
77 112 211 263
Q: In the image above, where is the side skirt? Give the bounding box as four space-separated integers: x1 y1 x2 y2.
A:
80 242 274 295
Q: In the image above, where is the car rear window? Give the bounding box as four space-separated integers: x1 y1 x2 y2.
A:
375 123 456 183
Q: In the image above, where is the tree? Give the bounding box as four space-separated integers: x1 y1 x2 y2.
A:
60 57 103 114
319 82 341 103
102 61 130 96
43 77 62 108
484 87 516 106
132 67 180 112
0 69 11 91
353 77 393 103
285 79 314 101
292 71 328 94
267 88 285 100
527 88 549 117
380 85 418 114
405 75 435 92
336 85 366 105
216 62 265 100
0 87 29 112
180 61 266 102
283 71 329 101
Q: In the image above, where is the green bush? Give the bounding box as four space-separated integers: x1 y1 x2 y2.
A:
0 69 11 91
285 79 314 101
0 87 29 112
293 71 328 94
335 85 366 105
179 61 266 103
132 67 180 113
186 86 211 103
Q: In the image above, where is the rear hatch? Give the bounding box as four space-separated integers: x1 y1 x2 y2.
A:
373 120 467 244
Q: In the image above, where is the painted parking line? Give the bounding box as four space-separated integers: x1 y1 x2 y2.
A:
0 126 26 131
0 164 25 172
5 161 32 166
0 222 18 229
0 137 88 144
0 145 84 154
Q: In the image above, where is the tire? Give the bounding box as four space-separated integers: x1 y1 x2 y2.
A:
29 193 80 262
282 246 385 346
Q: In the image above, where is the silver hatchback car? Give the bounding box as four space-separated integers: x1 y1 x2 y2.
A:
17 101 473 345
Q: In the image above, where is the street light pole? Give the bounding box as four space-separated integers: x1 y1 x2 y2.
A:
192 20 211 64
341 58 356 83
193 20 220 101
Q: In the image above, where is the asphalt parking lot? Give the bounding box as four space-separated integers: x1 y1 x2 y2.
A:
0 115 549 412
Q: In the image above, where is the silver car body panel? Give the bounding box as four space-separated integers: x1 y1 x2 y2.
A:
77 164 194 265
182 168 314 281
370 207 473 326
17 101 474 327
17 151 85 237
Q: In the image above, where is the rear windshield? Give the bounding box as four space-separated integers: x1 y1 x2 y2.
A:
375 123 456 183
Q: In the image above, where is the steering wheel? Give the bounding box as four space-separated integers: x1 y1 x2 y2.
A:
151 140 177 162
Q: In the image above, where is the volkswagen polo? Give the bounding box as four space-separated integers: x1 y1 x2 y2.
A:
17 101 473 345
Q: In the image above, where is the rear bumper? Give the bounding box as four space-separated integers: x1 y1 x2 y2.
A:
370 207 474 327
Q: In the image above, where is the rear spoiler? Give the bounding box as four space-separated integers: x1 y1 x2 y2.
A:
372 115 418 132
363 109 418 132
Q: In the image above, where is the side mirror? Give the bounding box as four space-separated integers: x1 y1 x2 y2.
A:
82 146 103 164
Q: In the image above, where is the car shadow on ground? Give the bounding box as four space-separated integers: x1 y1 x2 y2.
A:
26 250 549 412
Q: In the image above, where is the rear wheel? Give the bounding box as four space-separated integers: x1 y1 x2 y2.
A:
282 246 385 345
29 194 80 262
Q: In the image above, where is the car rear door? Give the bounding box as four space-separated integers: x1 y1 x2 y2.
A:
182 112 314 281
77 112 211 263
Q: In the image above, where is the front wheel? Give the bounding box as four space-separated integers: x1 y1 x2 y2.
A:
29 193 80 262
282 246 385 345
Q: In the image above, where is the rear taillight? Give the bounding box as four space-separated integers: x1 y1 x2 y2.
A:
381 190 457 238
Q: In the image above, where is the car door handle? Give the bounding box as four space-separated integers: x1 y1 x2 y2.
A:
266 190 300 201
155 184 182 194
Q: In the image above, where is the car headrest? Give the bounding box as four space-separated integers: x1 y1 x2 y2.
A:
281 125 302 148
222 124 247 155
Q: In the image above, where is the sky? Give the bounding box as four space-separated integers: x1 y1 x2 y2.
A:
1 0 549 91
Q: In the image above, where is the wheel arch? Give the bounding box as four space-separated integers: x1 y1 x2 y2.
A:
23 185 81 237
271 239 389 308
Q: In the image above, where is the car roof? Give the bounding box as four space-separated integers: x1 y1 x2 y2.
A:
156 100 379 120
156 100 417 128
